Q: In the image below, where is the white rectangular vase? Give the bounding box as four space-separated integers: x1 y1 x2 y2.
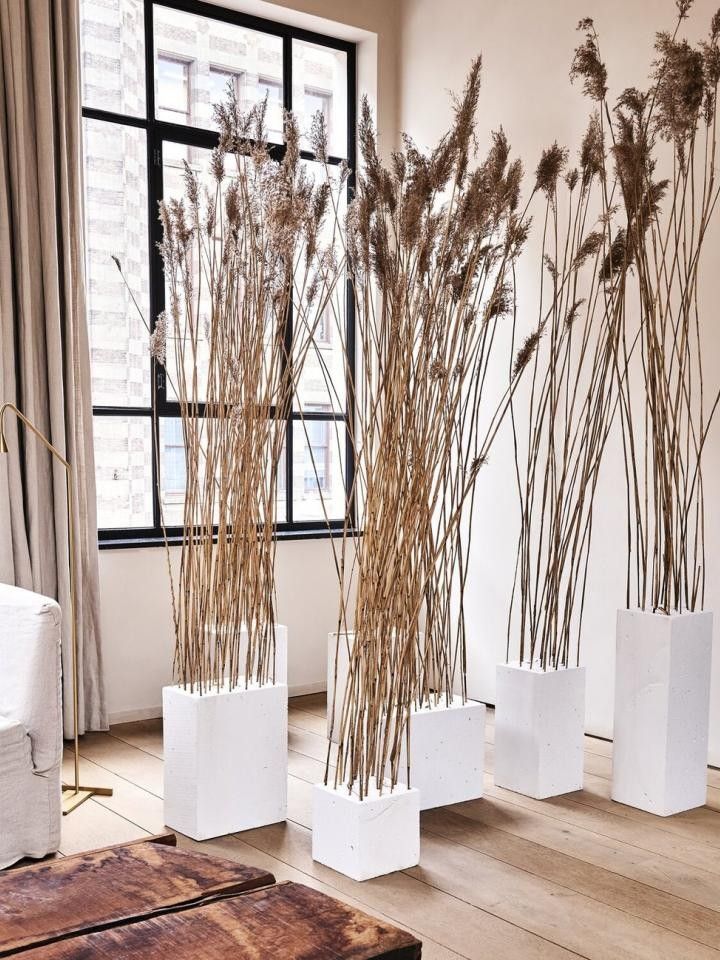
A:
613 609 713 816
163 680 288 840
394 695 485 810
495 662 585 799
312 779 420 881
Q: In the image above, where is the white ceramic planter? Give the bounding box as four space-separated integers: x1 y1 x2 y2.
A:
207 623 287 687
312 779 420 881
612 608 713 816
392 695 485 810
494 662 585 799
163 680 288 840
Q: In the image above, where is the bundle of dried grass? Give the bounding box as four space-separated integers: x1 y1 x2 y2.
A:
507 126 627 670
119 92 344 693
571 2 720 615
313 61 540 797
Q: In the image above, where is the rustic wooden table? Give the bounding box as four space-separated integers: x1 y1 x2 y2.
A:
0 833 421 959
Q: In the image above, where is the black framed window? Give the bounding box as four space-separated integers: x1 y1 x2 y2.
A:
80 0 356 546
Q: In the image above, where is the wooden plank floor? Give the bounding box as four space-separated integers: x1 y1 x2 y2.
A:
58 695 720 960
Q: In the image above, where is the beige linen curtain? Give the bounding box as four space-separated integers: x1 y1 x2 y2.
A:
0 0 106 733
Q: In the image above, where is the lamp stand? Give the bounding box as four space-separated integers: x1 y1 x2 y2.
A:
0 402 112 815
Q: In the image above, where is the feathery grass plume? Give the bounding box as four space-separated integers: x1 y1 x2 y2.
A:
149 311 167 365
116 90 345 694
653 32 705 165
571 19 608 101
312 59 535 798
512 329 541 378
579 112 605 184
535 142 569 196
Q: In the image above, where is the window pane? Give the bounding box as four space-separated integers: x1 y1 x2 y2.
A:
83 118 150 407
158 417 186 527
159 418 287 526
80 0 146 117
94 416 153 529
294 160 347 413
153 5 283 138
293 418 346 521
293 39 347 158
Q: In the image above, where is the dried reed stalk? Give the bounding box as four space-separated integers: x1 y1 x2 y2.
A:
311 61 541 796
571 2 720 615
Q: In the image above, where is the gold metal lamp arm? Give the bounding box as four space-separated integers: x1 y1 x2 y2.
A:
0 402 112 814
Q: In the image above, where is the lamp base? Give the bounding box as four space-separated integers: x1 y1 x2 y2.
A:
62 784 114 815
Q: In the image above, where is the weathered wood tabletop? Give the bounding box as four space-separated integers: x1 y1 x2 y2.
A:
0 834 273 956
0 835 421 959
18 881 421 959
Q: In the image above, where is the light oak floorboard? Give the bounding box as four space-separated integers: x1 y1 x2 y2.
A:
423 806 720 948
110 718 164 759
56 695 720 960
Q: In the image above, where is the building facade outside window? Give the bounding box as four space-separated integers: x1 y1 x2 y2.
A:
80 0 355 542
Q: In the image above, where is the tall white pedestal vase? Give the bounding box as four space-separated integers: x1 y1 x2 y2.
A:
393 695 485 810
612 609 713 816
312 779 420 881
495 663 585 799
163 679 288 840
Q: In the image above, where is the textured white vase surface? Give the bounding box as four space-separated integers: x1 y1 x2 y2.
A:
312 778 420 881
163 679 288 840
393 694 485 810
494 661 585 799
613 608 713 816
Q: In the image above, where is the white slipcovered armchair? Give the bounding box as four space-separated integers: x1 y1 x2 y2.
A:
0 583 62 868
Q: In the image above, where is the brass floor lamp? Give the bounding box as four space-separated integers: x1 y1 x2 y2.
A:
0 402 112 814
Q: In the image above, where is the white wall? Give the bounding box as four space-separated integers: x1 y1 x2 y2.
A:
100 537 346 721
398 0 720 764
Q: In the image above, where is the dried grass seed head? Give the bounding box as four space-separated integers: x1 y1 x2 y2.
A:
653 32 705 164
571 20 608 101
535 142 569 196
513 328 541 378
580 112 605 184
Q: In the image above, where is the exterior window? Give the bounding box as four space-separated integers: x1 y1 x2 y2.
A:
258 76 283 141
79 0 355 543
316 303 333 345
304 420 331 493
156 56 191 125
304 87 332 134
208 67 244 109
